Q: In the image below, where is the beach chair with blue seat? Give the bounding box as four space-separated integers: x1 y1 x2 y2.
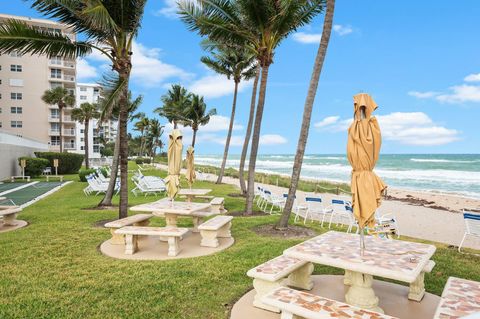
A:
303 197 331 225
458 210 480 252
327 199 356 233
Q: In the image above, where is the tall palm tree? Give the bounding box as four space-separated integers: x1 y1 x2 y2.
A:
71 102 100 169
180 0 324 213
0 1 147 219
155 84 191 129
279 0 335 229
183 94 217 147
134 116 150 156
145 118 164 158
201 45 256 184
42 87 75 152
98 90 143 208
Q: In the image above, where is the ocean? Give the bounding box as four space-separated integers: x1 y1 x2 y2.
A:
195 154 480 199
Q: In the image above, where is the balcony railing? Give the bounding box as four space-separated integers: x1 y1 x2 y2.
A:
63 75 75 82
64 143 76 150
48 116 60 122
49 130 60 136
63 129 76 136
63 116 74 122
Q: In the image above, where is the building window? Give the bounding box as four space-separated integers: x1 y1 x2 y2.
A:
80 95 87 100
10 51 23 58
9 79 24 87
0 122 2 128
11 107 22 114
11 121 22 128
93 145 100 153
80 129 84 134
11 93 22 100
80 87 87 92
0 107 2 113
10 65 22 72
51 82 63 89
80 146 85 151
80 137 84 142
50 136 60 146
50 56 62 65
51 69 61 79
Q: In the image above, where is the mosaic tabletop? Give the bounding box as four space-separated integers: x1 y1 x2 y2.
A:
178 188 212 196
264 287 399 319
247 255 306 281
130 199 211 216
283 231 436 283
433 277 480 319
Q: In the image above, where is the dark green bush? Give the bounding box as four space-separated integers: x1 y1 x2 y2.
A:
143 158 151 164
135 158 144 164
78 168 96 182
18 157 49 177
35 152 84 174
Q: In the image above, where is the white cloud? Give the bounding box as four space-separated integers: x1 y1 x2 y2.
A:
260 134 288 145
333 24 353 36
76 58 98 80
293 32 322 44
464 73 480 82
315 112 460 146
189 74 253 99
155 0 179 18
408 91 439 99
314 116 340 128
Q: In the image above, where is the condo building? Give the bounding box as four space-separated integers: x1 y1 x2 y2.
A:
0 13 77 151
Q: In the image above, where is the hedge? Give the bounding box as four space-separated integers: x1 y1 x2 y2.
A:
78 168 96 182
34 152 84 174
135 157 151 164
18 157 49 177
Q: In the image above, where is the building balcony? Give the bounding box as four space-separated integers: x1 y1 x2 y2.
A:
64 142 76 150
63 116 75 123
63 129 76 136
48 116 60 122
49 130 60 136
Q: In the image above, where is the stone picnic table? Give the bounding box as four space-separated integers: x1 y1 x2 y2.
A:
178 188 212 202
283 231 436 314
130 199 212 230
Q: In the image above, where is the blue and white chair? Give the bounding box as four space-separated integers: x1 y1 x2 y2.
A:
375 211 400 238
303 197 331 225
327 199 356 232
458 211 480 252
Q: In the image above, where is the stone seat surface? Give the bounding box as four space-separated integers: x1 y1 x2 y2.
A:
104 214 152 228
433 277 480 319
198 215 232 231
262 287 399 319
192 211 216 218
115 226 188 237
0 207 21 216
211 197 225 205
247 255 307 282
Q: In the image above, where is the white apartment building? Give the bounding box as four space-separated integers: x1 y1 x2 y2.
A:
0 13 77 151
73 83 117 159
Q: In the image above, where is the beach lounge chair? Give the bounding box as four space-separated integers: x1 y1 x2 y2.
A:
84 175 119 196
327 199 356 232
458 210 480 252
131 176 166 197
304 197 331 225
374 211 400 238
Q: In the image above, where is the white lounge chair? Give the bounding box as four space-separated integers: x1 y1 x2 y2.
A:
304 197 332 225
84 175 119 196
327 199 356 233
131 176 166 197
458 210 480 252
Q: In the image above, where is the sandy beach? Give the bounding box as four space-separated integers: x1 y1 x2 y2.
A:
156 163 480 250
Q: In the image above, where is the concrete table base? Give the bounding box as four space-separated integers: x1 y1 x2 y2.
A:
0 220 28 233
231 275 440 319
100 231 234 261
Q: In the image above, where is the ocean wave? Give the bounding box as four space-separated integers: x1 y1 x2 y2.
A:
410 158 479 163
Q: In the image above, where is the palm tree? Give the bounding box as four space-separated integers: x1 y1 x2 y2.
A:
279 0 335 229
200 44 256 184
180 0 324 214
134 116 150 157
0 1 147 219
42 87 75 152
98 90 143 208
238 64 260 194
183 94 217 147
155 84 191 128
71 102 100 169
145 118 164 158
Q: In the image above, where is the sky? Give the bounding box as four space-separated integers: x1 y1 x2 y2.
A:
2 1 480 154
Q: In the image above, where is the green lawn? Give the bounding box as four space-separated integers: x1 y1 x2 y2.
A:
0 163 479 318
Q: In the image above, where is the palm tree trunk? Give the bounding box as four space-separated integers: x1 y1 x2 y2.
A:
245 65 270 215
239 65 260 194
217 80 239 184
99 120 120 207
192 128 197 147
59 106 64 152
84 120 90 169
278 0 335 229
118 74 130 219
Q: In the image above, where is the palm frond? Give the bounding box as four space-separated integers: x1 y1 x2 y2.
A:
98 73 128 121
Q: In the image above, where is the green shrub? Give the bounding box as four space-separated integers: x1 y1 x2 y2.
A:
78 168 96 182
142 158 151 164
18 157 49 177
135 158 144 164
34 152 84 174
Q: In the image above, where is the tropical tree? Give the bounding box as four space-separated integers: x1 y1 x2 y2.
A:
145 118 164 158
71 102 100 169
42 87 75 152
200 44 256 184
155 84 191 128
279 0 335 228
182 94 216 147
0 1 147 218
180 0 324 214
134 116 150 156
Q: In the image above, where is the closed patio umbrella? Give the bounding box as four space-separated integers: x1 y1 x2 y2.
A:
185 146 196 188
347 93 387 251
165 129 183 200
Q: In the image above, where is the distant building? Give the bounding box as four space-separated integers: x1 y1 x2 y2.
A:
73 83 118 159
0 13 77 151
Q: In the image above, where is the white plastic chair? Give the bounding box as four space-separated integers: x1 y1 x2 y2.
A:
327 199 356 232
304 197 331 225
458 211 480 252
131 176 166 197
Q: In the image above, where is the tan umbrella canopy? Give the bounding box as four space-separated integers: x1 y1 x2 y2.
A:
347 93 387 233
185 146 196 188
164 129 183 200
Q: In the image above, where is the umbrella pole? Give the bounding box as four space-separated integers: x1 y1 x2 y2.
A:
360 227 365 256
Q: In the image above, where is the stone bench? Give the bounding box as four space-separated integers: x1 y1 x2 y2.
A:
115 226 189 257
11 176 30 182
433 277 480 319
210 197 225 214
104 214 153 245
408 260 436 301
198 215 232 248
46 175 64 182
247 255 314 312
262 287 399 319
191 211 217 233
0 206 22 227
